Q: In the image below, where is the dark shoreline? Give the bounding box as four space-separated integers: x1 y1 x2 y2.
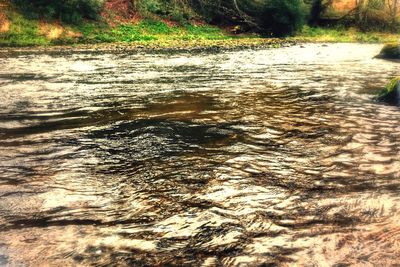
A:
0 38 297 56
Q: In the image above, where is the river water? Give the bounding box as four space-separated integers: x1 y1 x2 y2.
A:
0 43 399 266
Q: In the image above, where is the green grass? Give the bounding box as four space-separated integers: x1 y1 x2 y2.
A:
72 20 232 44
0 11 49 46
0 5 233 47
182 24 229 40
1 7 400 47
375 77 400 105
293 25 400 43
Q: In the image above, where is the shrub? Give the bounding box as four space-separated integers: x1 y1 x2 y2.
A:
135 0 194 23
257 0 305 36
190 0 305 36
11 0 104 24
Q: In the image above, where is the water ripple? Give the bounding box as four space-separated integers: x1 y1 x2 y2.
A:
0 43 399 266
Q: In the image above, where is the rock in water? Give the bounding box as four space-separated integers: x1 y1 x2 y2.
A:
376 43 400 59
377 77 400 106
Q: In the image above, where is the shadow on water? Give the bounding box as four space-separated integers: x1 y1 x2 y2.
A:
85 119 243 163
0 92 219 139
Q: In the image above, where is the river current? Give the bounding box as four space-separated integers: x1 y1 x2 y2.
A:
0 43 399 266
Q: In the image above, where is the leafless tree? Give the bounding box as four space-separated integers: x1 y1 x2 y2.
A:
386 0 399 24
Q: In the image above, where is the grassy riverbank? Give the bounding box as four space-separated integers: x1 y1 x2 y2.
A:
293 26 400 44
0 8 236 47
1 3 399 47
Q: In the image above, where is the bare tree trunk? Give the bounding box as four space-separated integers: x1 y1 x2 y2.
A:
356 0 369 26
232 0 258 28
391 0 399 24
308 0 333 26
385 0 399 26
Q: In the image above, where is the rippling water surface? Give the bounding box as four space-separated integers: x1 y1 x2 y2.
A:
0 43 399 266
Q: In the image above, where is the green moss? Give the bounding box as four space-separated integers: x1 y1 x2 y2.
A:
376 77 400 105
377 43 400 59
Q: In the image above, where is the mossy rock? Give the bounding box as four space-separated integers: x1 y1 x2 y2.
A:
376 77 400 106
376 43 400 59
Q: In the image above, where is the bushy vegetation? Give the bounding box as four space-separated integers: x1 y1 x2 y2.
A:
11 0 104 24
304 0 400 32
353 0 400 31
9 0 306 36
190 0 305 36
255 0 305 36
123 0 305 36
8 0 399 35
1 0 400 46
135 0 195 23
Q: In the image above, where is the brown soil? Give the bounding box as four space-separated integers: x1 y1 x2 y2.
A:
332 0 357 12
101 0 138 26
39 21 82 40
0 11 10 33
39 22 64 39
